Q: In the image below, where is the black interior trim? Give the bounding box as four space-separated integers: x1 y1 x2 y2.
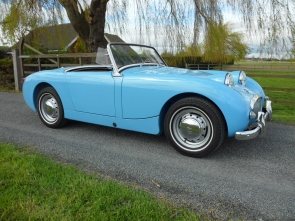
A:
66 66 113 72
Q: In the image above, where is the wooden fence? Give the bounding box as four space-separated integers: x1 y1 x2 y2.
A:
20 53 97 76
223 64 295 72
186 63 295 72
13 48 96 91
12 50 295 103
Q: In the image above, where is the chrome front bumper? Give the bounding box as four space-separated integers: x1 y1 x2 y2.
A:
235 100 272 140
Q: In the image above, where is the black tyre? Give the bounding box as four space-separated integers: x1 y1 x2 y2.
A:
37 87 67 128
164 97 226 157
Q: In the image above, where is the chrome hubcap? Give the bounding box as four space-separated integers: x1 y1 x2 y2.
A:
179 113 207 142
39 93 59 124
171 107 213 151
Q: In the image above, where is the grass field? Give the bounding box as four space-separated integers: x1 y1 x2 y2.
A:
245 70 295 125
223 61 295 73
0 143 206 221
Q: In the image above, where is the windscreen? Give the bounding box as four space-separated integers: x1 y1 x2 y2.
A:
110 44 166 69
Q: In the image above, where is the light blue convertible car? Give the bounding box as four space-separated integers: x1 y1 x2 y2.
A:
23 43 272 157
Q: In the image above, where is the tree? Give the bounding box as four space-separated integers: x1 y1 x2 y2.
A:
176 44 202 57
0 0 294 55
202 22 249 64
164 23 248 65
289 28 295 60
0 46 10 59
0 0 109 52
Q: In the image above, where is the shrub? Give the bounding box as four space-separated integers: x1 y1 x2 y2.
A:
0 59 14 90
0 46 11 59
162 55 234 68
162 56 203 68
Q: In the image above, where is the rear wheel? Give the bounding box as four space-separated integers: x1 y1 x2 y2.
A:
164 97 225 157
37 87 67 128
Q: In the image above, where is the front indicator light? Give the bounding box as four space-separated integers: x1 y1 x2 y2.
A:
249 111 256 119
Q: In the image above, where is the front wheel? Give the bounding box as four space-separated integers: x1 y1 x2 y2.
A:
164 97 226 157
37 87 67 128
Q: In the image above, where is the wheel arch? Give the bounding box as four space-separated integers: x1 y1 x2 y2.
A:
33 82 55 110
159 92 228 134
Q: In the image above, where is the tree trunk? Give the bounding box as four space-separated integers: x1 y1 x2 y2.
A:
59 0 108 53
88 0 109 52
58 0 90 45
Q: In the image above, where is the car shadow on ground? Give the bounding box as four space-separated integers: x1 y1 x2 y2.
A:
64 120 282 160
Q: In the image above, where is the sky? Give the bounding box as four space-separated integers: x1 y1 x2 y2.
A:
0 0 293 58
104 0 293 58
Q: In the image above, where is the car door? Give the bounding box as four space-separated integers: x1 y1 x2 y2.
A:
65 69 115 116
121 66 170 119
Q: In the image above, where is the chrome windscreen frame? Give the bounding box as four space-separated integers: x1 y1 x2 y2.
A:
107 44 120 77
107 43 167 77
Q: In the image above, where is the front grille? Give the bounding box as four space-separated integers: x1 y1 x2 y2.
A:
251 96 262 117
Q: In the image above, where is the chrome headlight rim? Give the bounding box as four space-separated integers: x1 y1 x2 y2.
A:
238 71 247 86
224 73 234 88
250 94 261 110
249 94 262 119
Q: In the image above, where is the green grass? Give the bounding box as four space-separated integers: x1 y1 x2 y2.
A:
269 103 295 125
234 60 295 67
250 77 295 88
245 70 295 125
225 61 295 73
0 86 14 92
0 143 205 221
246 70 295 76
221 64 295 124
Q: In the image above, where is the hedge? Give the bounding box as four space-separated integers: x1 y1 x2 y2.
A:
162 55 234 68
0 59 14 90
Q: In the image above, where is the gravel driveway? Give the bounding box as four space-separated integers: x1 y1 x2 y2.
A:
1 92 294 220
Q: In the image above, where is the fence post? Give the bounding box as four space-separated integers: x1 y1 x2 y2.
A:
19 38 24 79
57 57 60 68
12 49 22 91
38 58 41 71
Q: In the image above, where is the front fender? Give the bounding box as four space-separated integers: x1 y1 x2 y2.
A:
121 70 250 137
164 83 250 137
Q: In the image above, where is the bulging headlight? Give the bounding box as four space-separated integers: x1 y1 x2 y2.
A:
238 71 247 86
250 94 262 117
224 73 234 87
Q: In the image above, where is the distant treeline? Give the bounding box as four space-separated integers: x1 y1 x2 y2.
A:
162 55 234 68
